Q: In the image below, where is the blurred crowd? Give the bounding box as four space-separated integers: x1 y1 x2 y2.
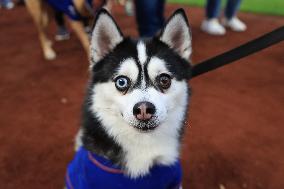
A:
0 0 247 60
1 0 246 36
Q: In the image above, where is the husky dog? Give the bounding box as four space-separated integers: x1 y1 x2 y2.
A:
66 8 192 189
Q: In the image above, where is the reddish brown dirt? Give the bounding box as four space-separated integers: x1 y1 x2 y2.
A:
0 4 284 189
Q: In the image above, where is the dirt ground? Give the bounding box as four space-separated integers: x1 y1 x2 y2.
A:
0 3 283 189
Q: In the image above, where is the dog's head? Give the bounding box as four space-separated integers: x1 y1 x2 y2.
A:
84 9 192 176
89 8 191 131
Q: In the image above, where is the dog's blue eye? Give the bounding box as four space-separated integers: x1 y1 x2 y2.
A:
118 79 127 87
115 76 130 92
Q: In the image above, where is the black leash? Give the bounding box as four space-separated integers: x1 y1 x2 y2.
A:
191 26 284 78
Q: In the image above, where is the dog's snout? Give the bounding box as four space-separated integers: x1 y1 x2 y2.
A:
133 101 156 121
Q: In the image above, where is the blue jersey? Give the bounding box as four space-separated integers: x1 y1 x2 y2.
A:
46 0 93 20
66 147 182 189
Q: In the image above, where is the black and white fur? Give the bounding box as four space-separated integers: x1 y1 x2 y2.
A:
75 8 192 178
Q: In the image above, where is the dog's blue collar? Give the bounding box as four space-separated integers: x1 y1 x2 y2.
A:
66 147 182 189
86 149 123 174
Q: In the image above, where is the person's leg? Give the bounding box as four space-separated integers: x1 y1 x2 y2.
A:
25 0 56 60
156 0 165 29
223 0 246 31
206 0 221 19
16 0 25 6
224 0 241 19
54 10 65 27
135 0 165 37
54 10 70 41
69 20 90 58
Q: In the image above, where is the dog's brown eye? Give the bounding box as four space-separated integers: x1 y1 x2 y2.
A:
114 76 130 92
158 74 171 90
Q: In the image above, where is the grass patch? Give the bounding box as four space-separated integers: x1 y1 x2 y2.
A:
168 0 284 16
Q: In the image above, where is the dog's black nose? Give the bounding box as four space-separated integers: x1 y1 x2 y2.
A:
133 101 156 121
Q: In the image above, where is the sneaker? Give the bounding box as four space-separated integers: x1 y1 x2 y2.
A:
84 26 91 34
4 2 14 9
222 17 247 32
84 26 92 40
125 0 134 16
201 19 226 35
55 26 70 41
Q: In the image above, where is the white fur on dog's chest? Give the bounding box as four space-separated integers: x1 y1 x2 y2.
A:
121 130 180 178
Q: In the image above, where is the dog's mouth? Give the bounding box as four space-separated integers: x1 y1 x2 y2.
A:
132 120 159 132
121 112 160 132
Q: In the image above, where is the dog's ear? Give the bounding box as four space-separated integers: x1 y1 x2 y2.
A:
159 9 192 60
90 9 123 65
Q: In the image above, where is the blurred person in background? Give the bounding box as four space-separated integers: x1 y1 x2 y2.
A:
201 0 247 35
135 0 165 37
0 0 14 9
